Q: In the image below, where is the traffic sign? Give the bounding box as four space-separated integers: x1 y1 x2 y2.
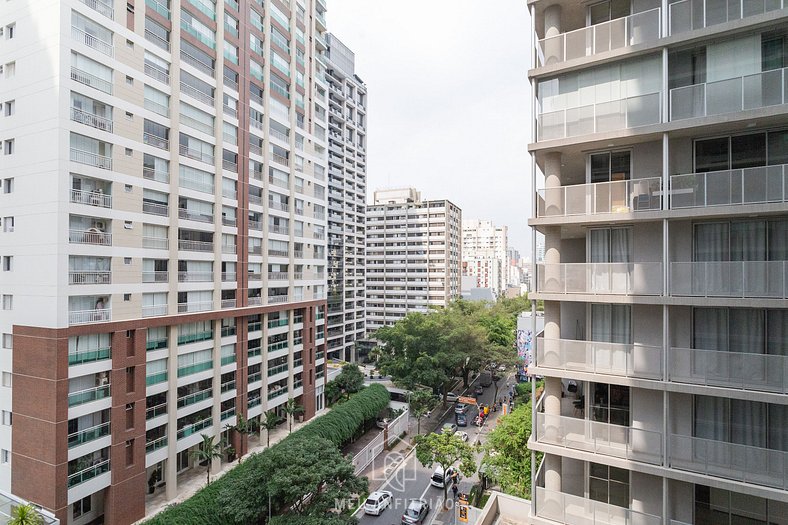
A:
458 396 477 405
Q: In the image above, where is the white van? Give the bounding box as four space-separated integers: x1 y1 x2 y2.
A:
430 465 456 488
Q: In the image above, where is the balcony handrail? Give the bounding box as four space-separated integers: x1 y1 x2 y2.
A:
670 260 788 299
177 387 213 408
142 271 169 283
180 49 214 76
70 106 113 133
179 82 214 106
70 147 112 170
146 435 168 453
268 295 289 304
67 459 110 488
178 208 213 223
144 28 170 51
70 188 112 208
144 132 170 150
69 308 111 325
177 300 213 313
143 201 169 216
143 236 169 249
144 98 169 117
669 346 788 394
268 271 288 280
179 144 214 164
669 433 788 489
67 421 110 447
145 0 170 18
535 487 662 525
144 62 170 84
71 66 113 95
68 270 112 285
670 164 788 209
177 417 212 439
536 262 664 295
71 25 114 57
537 176 663 217
67 383 110 405
79 0 114 19
670 67 788 121
221 299 237 308
668 0 785 35
178 239 214 252
537 7 661 66
143 166 170 183
535 337 663 380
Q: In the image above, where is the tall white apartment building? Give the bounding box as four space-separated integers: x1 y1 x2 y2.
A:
0 0 331 522
366 188 461 330
528 1 788 524
462 219 509 295
325 33 366 362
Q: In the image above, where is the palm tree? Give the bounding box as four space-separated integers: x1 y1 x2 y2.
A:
223 414 257 463
8 504 43 525
260 411 280 447
190 434 225 485
283 398 304 434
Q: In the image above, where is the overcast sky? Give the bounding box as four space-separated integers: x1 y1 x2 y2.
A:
326 1 533 257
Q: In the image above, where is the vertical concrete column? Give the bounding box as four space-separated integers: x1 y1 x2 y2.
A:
541 301 561 367
543 4 563 65
165 325 178 501
541 226 562 294
542 152 563 216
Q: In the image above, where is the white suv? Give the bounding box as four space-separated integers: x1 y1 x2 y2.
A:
364 490 393 516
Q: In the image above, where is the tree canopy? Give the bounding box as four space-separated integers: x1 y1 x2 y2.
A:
414 430 478 505
334 363 365 400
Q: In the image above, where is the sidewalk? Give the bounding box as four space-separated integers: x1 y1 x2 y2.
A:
139 409 328 524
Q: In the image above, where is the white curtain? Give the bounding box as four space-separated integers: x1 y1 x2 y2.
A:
694 223 728 294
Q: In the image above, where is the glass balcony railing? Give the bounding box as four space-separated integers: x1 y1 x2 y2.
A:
146 403 167 420
68 347 111 366
78 0 114 19
670 164 788 208
538 8 660 66
670 261 788 299
145 0 170 19
268 341 288 352
267 388 287 400
68 384 110 407
177 361 213 377
247 321 262 333
220 354 236 366
248 372 262 384
669 434 788 489
535 487 662 525
539 92 661 141
220 380 236 393
670 67 788 121
67 422 110 448
221 407 236 421
537 177 662 218
534 412 663 465
146 435 168 454
248 397 262 408
146 338 168 351
267 363 288 377
248 346 262 358
67 459 110 488
536 263 663 295
669 0 786 35
177 301 213 313
146 371 167 386
669 347 788 394
177 418 212 440
178 330 213 345
535 337 663 380
268 318 289 329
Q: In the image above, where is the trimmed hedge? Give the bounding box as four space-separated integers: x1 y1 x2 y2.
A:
144 383 390 525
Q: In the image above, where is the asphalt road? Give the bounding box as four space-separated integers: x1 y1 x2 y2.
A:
355 375 514 525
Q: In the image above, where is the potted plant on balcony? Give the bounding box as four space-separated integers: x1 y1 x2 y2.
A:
147 470 161 494
8 503 43 525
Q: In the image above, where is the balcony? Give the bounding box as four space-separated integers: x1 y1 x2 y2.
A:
248 396 262 408
71 26 114 57
144 63 169 85
71 67 112 95
536 263 663 295
68 346 110 366
177 388 212 409
181 50 213 76
535 487 661 525
670 164 788 209
145 0 170 18
142 304 168 317
145 370 167 385
178 271 213 283
268 295 289 304
248 296 263 306
67 459 110 488
669 434 788 489
70 107 113 133
146 436 168 454
538 92 661 142
221 272 236 282
143 166 170 183
143 237 169 250
177 301 213 313
669 0 786 35
670 261 788 299
537 177 662 218
78 0 114 19
538 8 660 67
179 144 213 164
669 347 788 394
146 403 167 420
534 411 663 465
535 337 663 380
144 28 170 51
142 271 168 283
70 148 112 170
70 188 112 209
178 239 213 252
268 272 288 281
670 67 788 121
221 407 236 421
221 298 236 309
69 308 111 325
68 384 110 407
68 422 110 448
69 229 112 246
144 132 169 150
180 82 214 106
69 271 111 285
177 418 212 440
267 387 287 400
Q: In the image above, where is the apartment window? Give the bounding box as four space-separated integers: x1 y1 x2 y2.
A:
1 373 9 387
0 449 8 464
4 24 14 39
693 307 788 357
125 439 134 466
2 295 11 310
588 0 629 25
1 334 10 349
693 219 788 262
3 178 12 193
694 485 787 525
4 62 14 78
3 139 13 155
694 396 787 450
589 150 631 183
589 462 629 508
3 217 13 232
3 101 13 116
2 256 12 271
1 411 11 426
126 366 135 393
73 496 92 519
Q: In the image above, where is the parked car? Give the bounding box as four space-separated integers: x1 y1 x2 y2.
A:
445 392 460 403
456 413 468 427
456 431 469 442
375 418 390 429
401 499 430 524
430 465 457 488
364 490 393 516
442 422 458 434
454 403 469 414
474 385 484 395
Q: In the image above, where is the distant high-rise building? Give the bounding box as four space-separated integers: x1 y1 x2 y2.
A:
0 0 330 521
325 34 367 362
528 0 788 524
462 219 508 295
366 188 461 330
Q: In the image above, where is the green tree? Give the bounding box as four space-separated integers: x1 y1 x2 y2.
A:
283 398 304 434
481 401 540 499
334 363 365 400
324 379 342 406
223 414 258 463
414 431 477 508
8 504 43 525
260 410 281 447
408 389 437 435
191 434 226 486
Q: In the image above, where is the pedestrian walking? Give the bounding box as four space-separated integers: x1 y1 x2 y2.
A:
451 483 459 501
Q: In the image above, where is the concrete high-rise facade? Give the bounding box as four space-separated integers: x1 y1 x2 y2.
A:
462 219 509 295
529 1 788 524
325 33 366 362
366 188 461 330
0 0 331 521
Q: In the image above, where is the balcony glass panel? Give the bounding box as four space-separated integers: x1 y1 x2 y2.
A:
536 263 663 295
670 261 788 299
669 347 788 393
536 337 663 379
